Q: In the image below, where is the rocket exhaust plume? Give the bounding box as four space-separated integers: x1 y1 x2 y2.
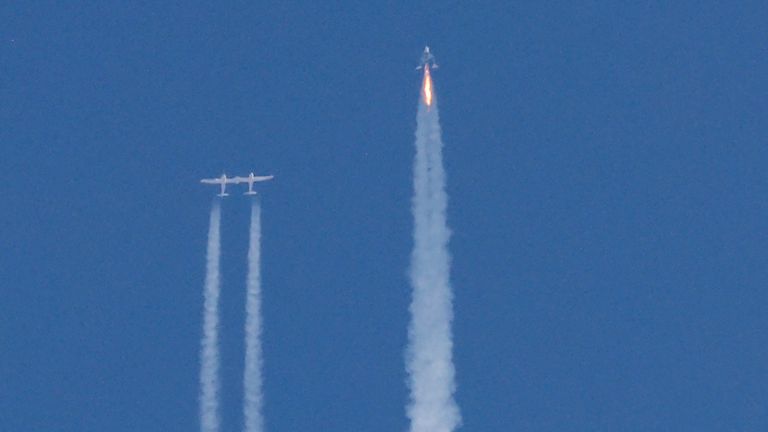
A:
242 198 265 432
200 200 223 432
406 66 461 431
422 66 434 108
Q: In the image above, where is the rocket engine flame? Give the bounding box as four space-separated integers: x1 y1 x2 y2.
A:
422 66 433 107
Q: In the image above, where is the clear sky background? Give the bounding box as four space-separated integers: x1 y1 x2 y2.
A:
2 2 767 431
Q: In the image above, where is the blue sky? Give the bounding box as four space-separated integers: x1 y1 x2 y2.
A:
2 2 767 431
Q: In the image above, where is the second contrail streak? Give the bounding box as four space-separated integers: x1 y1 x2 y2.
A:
200 200 222 432
406 67 461 432
243 198 265 432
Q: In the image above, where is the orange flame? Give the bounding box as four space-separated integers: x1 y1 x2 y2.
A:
422 65 433 107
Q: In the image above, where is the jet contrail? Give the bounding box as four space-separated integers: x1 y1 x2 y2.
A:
406 64 461 432
243 198 264 432
200 200 222 432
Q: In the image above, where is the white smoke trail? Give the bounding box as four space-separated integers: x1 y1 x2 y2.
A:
200 200 222 432
243 198 265 432
406 96 461 432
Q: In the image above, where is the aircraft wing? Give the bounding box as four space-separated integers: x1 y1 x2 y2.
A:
200 178 224 184
252 175 274 182
226 177 243 184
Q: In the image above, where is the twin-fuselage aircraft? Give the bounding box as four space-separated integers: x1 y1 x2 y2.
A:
201 172 274 197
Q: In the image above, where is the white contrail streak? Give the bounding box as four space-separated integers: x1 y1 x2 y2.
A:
243 198 265 432
406 94 461 432
200 200 222 432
